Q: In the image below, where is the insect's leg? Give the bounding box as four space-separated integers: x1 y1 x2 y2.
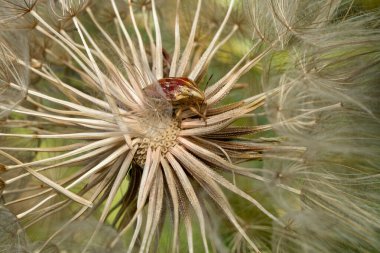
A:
189 106 207 125
202 106 208 123
175 108 183 122
200 102 208 126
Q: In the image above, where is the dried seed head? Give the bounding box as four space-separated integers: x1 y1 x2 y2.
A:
1 1 379 253
135 120 180 167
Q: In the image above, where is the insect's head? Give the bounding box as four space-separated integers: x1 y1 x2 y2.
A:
175 85 205 103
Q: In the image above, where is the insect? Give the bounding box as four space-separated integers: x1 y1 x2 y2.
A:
144 77 207 122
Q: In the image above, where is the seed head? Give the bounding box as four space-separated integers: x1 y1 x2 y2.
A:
0 0 379 252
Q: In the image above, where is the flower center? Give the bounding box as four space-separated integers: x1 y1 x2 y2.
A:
134 120 180 167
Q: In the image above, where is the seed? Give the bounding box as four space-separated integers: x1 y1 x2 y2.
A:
0 164 6 173
0 178 5 194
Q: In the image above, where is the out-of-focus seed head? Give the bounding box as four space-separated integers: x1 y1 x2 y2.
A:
0 32 29 119
0 205 30 253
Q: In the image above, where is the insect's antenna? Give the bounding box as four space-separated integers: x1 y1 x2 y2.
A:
204 74 214 91
162 48 172 65
201 74 213 108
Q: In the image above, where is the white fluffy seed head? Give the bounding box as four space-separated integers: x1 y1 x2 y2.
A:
52 0 89 17
262 8 380 253
0 31 29 119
